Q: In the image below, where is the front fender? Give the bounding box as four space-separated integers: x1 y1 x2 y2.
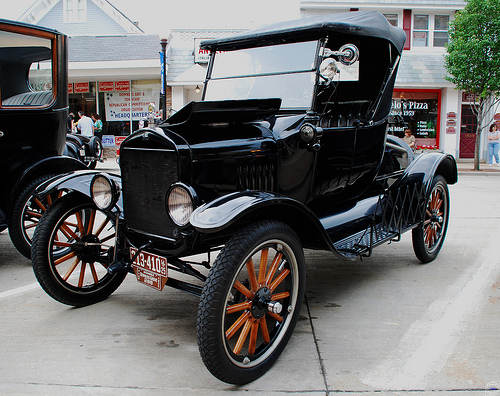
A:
35 170 123 212
190 190 344 257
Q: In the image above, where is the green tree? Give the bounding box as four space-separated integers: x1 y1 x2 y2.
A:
444 0 500 170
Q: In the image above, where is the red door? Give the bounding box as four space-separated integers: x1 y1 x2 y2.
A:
459 105 477 158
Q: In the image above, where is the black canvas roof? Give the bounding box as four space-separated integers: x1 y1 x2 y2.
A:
201 11 406 54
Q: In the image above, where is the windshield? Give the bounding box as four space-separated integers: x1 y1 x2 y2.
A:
204 41 318 109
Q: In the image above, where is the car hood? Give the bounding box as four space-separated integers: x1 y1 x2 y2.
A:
161 98 282 126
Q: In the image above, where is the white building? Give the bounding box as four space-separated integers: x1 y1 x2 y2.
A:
300 0 499 160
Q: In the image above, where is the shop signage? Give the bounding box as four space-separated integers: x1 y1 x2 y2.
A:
194 38 214 63
99 81 114 92
101 135 115 147
68 83 73 94
446 127 456 134
104 90 159 121
74 82 89 93
114 81 130 91
446 120 456 126
115 136 127 146
447 112 456 119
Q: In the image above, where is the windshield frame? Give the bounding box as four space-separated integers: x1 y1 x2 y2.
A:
203 39 323 110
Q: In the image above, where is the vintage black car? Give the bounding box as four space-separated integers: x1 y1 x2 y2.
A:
32 11 457 385
0 20 85 258
65 132 103 169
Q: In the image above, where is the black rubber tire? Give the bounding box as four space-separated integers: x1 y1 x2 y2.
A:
197 220 305 385
412 175 450 263
9 174 57 259
88 136 102 158
32 193 126 307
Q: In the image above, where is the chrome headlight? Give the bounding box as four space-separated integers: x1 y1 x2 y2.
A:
167 184 195 226
319 58 339 81
91 174 119 210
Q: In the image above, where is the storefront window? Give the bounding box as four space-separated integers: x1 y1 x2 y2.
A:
389 89 441 149
69 79 161 136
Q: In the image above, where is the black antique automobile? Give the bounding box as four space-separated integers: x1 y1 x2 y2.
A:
31 11 457 384
64 132 103 169
0 19 85 258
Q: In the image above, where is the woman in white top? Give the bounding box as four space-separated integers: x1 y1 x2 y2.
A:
487 123 499 166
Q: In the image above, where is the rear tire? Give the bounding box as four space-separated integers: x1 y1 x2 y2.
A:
412 175 449 263
32 193 126 306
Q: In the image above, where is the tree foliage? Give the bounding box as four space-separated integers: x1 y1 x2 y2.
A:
444 0 500 169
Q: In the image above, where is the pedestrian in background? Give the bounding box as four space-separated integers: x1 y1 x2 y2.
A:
77 111 93 137
67 112 75 133
403 127 416 151
91 113 103 139
487 123 499 166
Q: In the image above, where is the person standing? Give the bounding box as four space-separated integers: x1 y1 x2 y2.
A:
487 123 499 166
91 113 103 140
77 111 94 137
67 112 75 133
403 127 416 151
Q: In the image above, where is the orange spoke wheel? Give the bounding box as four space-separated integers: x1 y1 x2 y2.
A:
9 174 60 259
412 175 449 263
197 220 305 385
32 193 126 307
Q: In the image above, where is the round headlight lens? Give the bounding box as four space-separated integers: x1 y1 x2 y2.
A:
167 185 194 226
319 58 339 81
91 175 115 210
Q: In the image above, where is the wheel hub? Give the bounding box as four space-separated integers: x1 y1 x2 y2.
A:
252 287 271 319
251 287 282 319
72 234 101 262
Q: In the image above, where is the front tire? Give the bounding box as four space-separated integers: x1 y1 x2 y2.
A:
197 220 305 384
412 175 450 263
32 193 126 307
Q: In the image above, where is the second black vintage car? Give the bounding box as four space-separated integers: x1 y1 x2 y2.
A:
0 20 86 258
31 11 457 384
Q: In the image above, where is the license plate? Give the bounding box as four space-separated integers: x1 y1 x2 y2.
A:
130 248 168 291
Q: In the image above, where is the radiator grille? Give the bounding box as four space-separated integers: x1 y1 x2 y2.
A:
121 148 179 239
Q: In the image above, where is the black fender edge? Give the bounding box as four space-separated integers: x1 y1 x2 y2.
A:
190 190 346 258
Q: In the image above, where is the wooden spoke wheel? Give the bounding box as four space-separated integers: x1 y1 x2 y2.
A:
197 220 305 385
9 174 60 259
412 175 450 263
32 193 126 307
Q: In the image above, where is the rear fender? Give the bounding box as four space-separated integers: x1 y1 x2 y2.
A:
34 170 123 212
190 191 344 257
399 152 457 194
385 152 457 228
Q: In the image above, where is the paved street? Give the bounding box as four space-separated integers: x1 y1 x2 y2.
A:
0 170 499 395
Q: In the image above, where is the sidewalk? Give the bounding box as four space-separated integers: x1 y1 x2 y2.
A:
456 159 500 176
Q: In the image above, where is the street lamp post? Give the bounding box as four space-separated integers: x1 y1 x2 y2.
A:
160 37 169 120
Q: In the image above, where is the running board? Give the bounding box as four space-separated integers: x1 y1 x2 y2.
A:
330 182 427 259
